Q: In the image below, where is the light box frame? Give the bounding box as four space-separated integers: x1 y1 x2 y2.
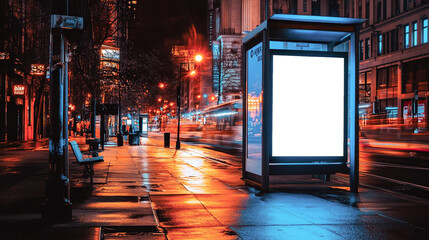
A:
269 50 348 164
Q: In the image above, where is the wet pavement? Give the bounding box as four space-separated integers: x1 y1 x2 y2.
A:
1 135 429 239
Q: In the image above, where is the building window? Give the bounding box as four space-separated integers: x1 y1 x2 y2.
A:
383 0 387 20
359 72 371 103
303 0 307 12
404 24 410 49
312 0 321 16
329 0 339 17
379 98 398 117
377 66 398 115
402 58 429 93
365 0 370 19
365 38 370 59
390 28 399 52
393 0 400 16
358 4 362 19
290 0 297 14
359 40 364 61
412 22 418 46
345 0 349 17
377 1 382 22
377 66 397 89
378 34 383 55
422 18 428 44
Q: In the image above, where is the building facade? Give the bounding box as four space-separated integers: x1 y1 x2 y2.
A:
210 0 429 132
209 0 262 103
354 1 429 133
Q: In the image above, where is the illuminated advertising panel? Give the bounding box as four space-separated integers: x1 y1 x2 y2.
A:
272 53 345 157
143 118 148 132
246 42 263 175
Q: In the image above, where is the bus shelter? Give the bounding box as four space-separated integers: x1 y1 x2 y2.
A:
242 14 365 192
139 114 149 138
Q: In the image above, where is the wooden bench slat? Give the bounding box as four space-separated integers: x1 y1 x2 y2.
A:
81 156 104 162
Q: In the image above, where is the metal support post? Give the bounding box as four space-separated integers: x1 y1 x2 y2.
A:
350 29 360 193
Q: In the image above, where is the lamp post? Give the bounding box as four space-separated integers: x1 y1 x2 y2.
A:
176 70 182 150
176 54 202 150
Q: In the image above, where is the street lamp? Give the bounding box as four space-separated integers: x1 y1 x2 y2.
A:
195 54 203 62
176 54 203 150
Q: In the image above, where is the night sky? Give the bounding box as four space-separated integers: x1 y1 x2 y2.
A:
134 0 208 53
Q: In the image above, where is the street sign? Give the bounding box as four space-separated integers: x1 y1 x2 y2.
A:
51 15 83 30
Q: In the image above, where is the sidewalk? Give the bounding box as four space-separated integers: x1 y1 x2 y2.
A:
1 135 429 239
0 138 49 150
0 137 162 240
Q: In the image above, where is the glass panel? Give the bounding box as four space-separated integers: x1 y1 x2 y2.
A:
378 34 383 54
359 40 363 61
404 25 410 48
246 42 263 175
142 117 148 133
333 42 349 52
412 22 418 46
272 55 344 157
365 38 370 59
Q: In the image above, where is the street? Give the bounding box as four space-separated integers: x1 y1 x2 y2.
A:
351 143 429 200
158 132 429 202
3 135 429 239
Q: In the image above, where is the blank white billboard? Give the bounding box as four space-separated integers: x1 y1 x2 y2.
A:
272 54 344 157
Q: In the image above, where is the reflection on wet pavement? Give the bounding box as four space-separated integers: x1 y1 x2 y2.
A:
133 137 429 239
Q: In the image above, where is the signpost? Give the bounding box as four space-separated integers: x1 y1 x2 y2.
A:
51 15 84 30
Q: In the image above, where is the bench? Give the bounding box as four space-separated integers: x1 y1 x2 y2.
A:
85 137 100 151
69 141 104 184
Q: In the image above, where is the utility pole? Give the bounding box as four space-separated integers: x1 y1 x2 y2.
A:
42 1 83 222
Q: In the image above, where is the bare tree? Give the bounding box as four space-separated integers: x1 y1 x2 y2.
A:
212 40 241 104
1 0 51 140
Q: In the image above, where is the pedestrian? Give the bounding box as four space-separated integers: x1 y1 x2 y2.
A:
76 121 81 136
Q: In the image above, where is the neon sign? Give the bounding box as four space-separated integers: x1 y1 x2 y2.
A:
13 85 25 96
